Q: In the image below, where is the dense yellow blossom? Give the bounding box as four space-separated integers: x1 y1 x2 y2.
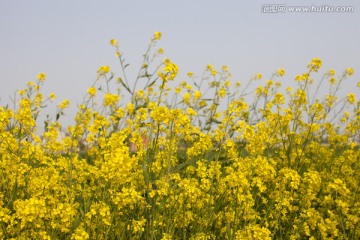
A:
0 35 358 240
103 93 120 106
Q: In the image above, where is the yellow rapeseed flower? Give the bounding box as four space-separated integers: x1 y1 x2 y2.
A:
162 233 172 240
194 90 202 99
277 68 285 76
71 226 89 240
256 73 262 80
183 92 191 105
224 79 231 87
136 90 145 99
87 87 97 97
329 77 336 85
103 93 120 106
329 69 336 76
273 92 285 105
18 89 26 96
186 107 197 116
347 93 356 104
158 60 179 82
307 57 322 72
175 86 182 94
154 31 162 40
37 72 46 81
157 48 164 54
222 65 229 72
110 39 118 46
98 65 110 75
49 92 56 100
346 67 354 76
58 99 70 109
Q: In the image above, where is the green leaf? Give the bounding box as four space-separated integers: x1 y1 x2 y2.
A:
108 74 114 82
117 78 132 94
146 79 157 88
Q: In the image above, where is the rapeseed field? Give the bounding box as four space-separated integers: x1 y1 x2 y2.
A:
0 32 359 239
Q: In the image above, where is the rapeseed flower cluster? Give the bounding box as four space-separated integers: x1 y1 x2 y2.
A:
158 59 179 82
0 32 359 239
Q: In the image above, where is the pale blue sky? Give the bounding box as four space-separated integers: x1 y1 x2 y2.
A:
1 0 359 127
